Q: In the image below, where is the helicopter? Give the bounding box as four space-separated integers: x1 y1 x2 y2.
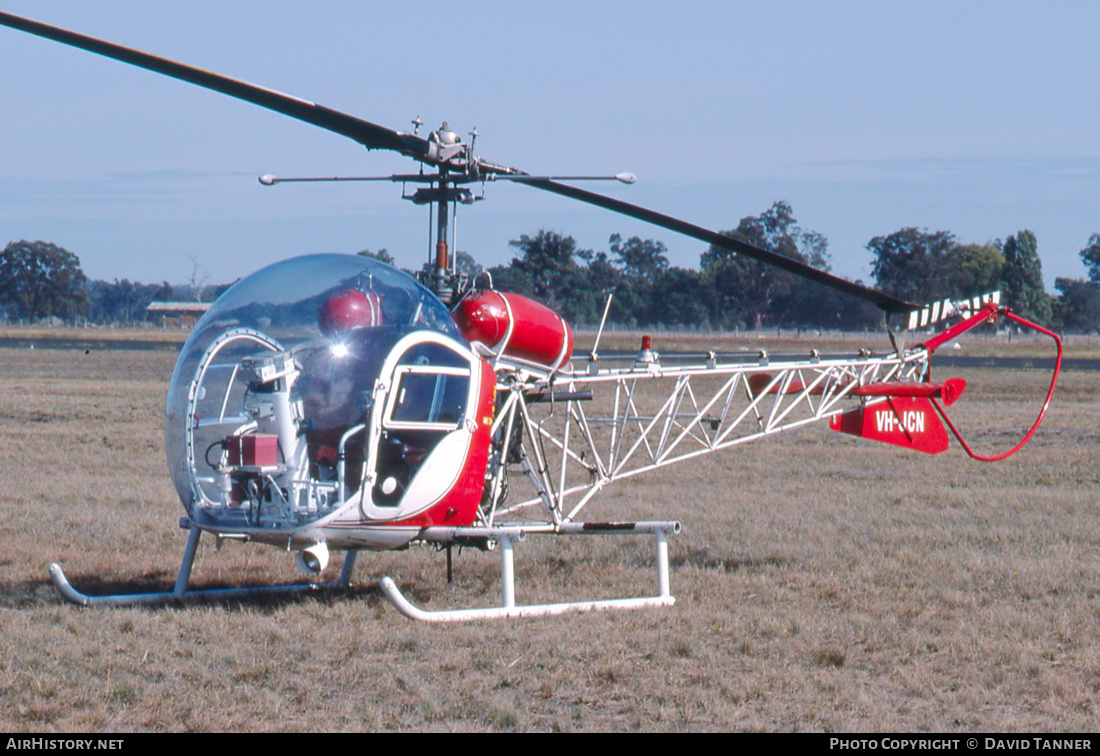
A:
0 12 1062 621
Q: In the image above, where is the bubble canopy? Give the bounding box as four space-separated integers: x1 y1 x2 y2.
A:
164 254 462 510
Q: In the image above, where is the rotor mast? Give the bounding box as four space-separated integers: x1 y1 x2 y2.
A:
434 167 453 302
411 121 483 306
414 117 461 303
409 163 467 306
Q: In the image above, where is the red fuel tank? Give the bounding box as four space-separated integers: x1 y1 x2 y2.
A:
455 290 573 371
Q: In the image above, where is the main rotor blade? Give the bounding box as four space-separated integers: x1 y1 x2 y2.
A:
1 11 917 315
523 179 917 314
0 11 429 159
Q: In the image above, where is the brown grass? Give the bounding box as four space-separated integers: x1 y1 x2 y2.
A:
0 325 191 343
0 333 1097 732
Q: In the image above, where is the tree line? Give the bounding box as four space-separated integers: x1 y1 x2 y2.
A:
0 240 231 325
2 201 1099 331
481 201 1099 332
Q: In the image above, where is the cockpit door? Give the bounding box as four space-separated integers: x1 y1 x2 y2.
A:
359 331 482 521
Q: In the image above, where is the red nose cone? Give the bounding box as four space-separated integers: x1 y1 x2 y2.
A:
319 289 381 335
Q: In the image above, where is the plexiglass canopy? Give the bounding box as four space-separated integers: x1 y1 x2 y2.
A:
164 254 461 511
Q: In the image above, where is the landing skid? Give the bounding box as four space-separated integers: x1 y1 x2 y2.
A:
49 525 357 607
383 521 680 622
49 521 681 620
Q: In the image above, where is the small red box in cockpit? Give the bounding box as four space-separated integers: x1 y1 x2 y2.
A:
226 434 279 468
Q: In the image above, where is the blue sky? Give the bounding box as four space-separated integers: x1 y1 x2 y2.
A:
1 1 1098 295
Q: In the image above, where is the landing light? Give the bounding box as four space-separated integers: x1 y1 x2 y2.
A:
295 542 330 574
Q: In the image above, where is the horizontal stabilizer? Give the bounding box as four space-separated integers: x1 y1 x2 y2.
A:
852 378 966 407
907 291 1000 331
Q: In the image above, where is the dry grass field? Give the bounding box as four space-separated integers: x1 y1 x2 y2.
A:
0 327 1097 732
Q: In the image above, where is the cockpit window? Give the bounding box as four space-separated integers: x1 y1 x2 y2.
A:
389 369 470 428
397 341 470 369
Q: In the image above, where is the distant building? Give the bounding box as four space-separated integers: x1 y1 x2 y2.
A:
146 301 211 329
